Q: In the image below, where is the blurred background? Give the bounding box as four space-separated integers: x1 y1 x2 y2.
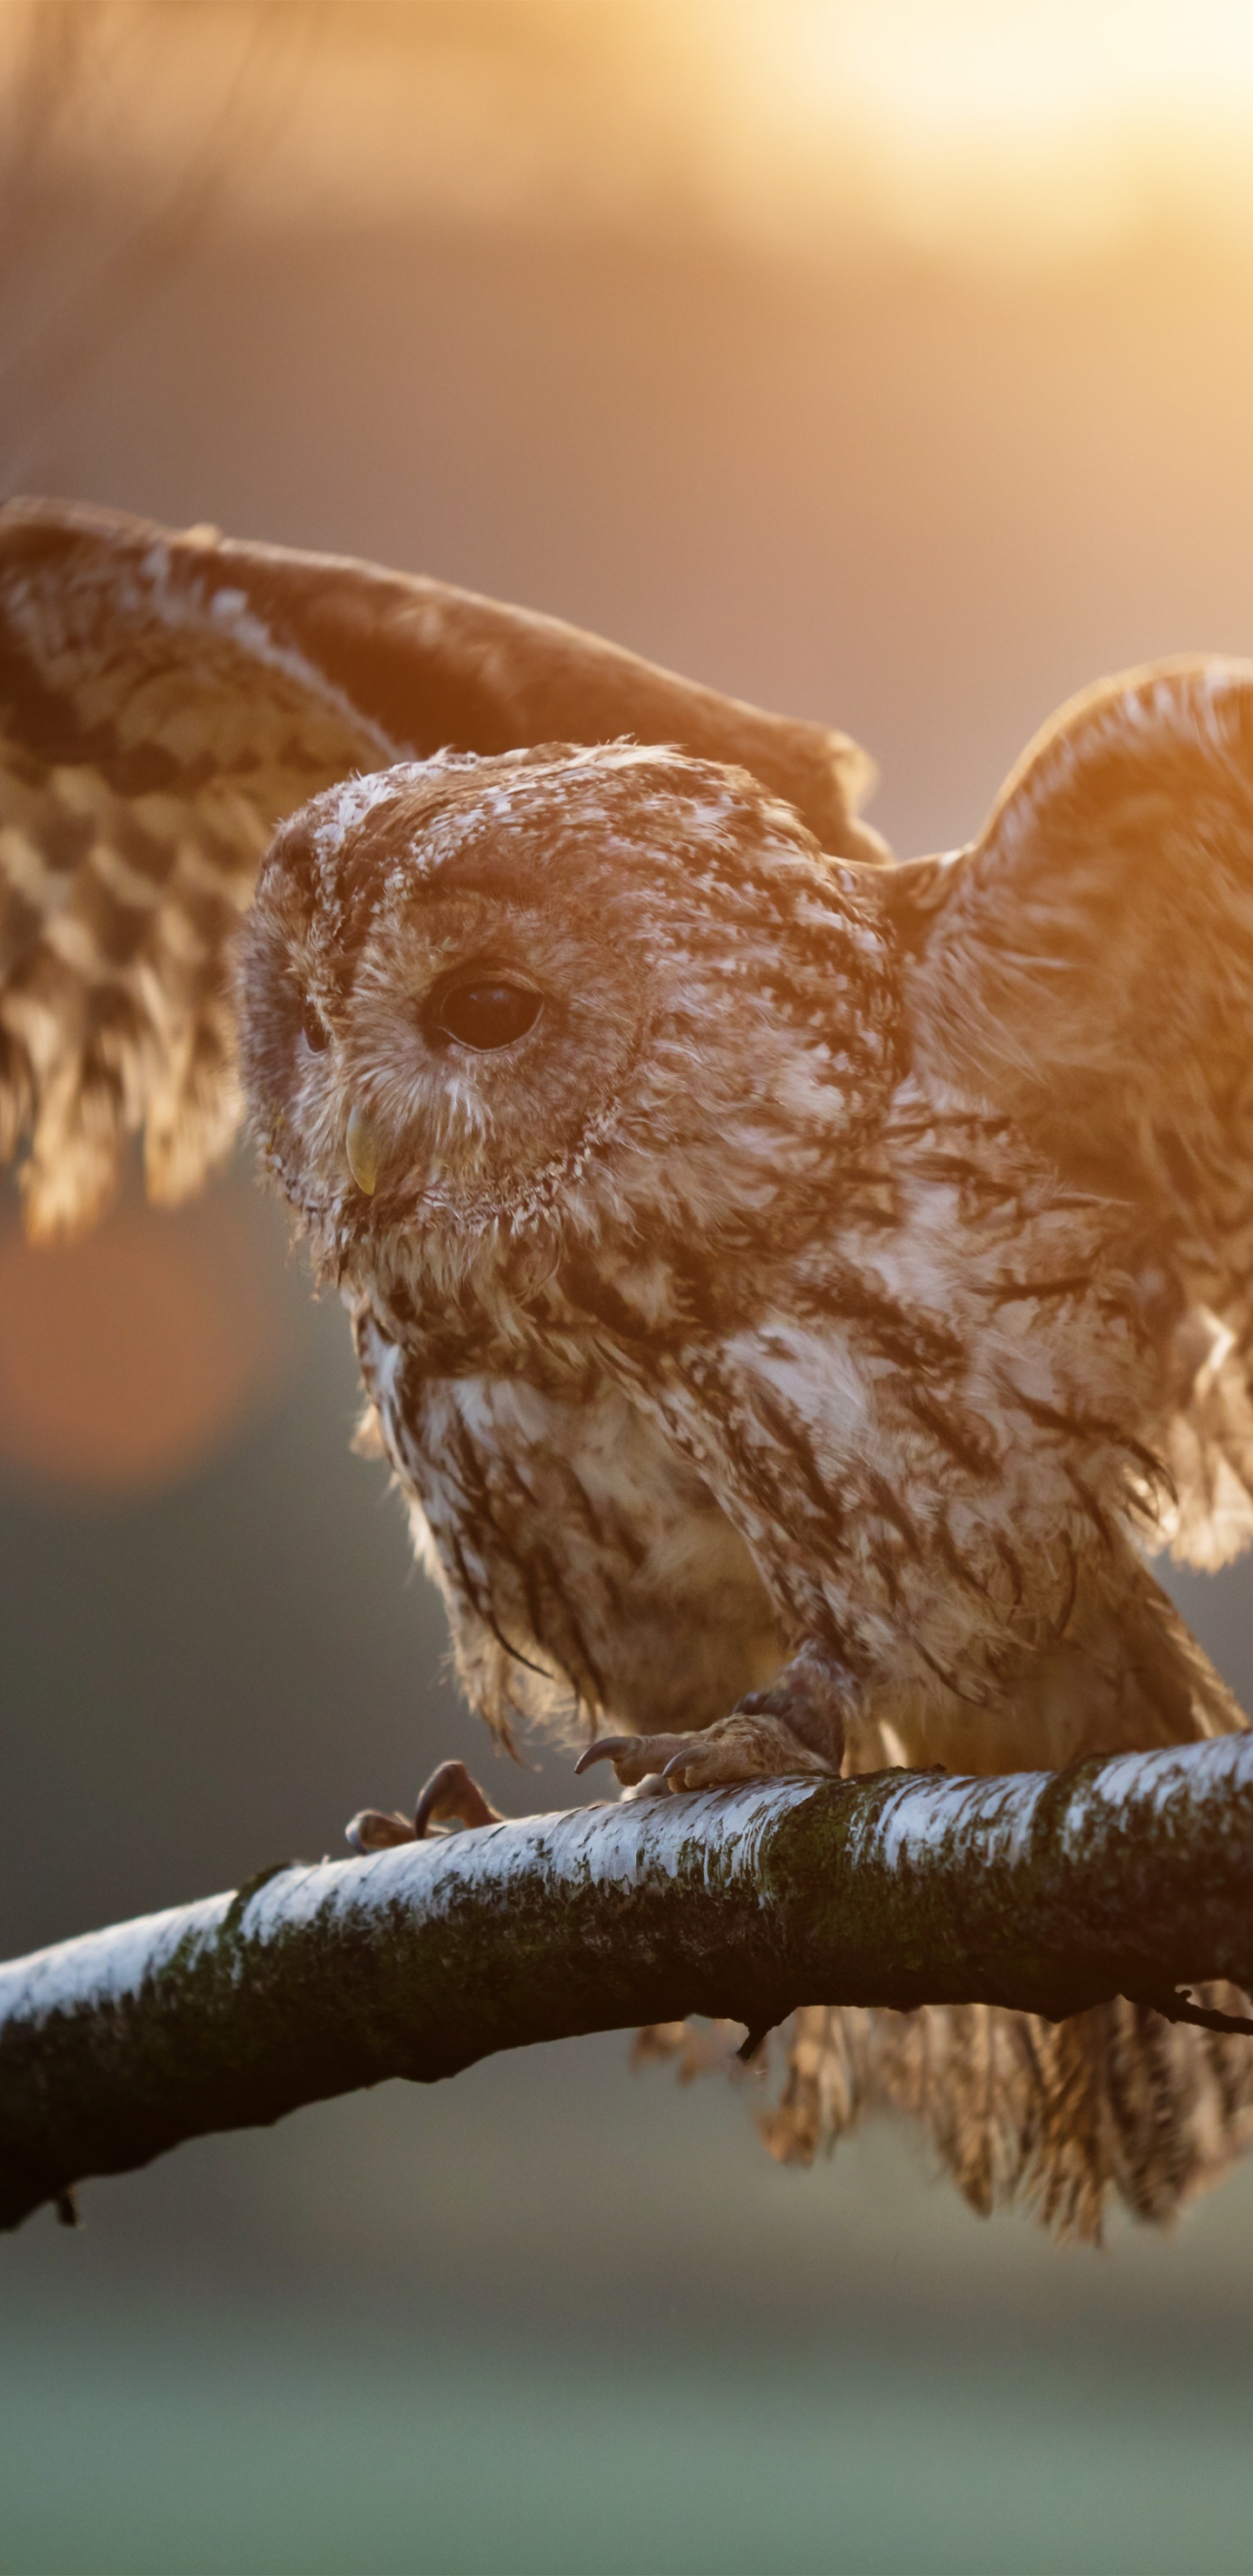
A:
5 5 1253 2569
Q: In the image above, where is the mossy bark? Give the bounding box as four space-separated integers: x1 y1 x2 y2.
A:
3 1736 1252 2230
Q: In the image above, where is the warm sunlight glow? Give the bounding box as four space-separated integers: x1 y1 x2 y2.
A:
713 2 1253 260
754 3 1253 143
0 1195 291 1499
10 2 1253 274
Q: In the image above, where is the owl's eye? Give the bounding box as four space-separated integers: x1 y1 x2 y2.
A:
427 978 541 1051
299 998 331 1055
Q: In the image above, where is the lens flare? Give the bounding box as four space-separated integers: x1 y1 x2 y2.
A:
0 1190 291 1500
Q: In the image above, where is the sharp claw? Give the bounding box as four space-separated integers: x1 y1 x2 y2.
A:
413 1758 501 1838
660 1748 694 1783
574 1737 633 1775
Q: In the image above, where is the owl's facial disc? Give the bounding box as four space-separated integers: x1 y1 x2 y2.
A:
342 975 543 1195
238 740 896 1274
324 910 583 1215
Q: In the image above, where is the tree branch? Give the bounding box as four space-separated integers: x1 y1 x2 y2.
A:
3 1734 1252 2231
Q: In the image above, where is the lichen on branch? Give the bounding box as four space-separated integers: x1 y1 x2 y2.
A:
2 1735 1252 2232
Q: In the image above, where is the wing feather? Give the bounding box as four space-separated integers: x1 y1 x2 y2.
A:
763 1996 1253 2242
895 659 1253 1567
0 502 399 1234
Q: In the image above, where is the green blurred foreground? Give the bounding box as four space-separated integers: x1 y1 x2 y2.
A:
3 2031 1253 2576
3 2281 1251 2576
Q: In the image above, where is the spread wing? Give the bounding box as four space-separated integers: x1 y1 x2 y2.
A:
896 658 1253 1566
0 496 880 1238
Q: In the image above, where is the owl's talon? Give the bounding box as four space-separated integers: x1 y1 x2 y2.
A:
576 1733 694 1788
660 1745 694 1783
575 1734 633 1775
345 1761 502 1853
413 1759 503 1838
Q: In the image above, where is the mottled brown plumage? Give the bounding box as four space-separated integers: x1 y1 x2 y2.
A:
4 497 1253 2240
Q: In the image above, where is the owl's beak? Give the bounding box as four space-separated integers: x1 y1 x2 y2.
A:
345 1103 383 1197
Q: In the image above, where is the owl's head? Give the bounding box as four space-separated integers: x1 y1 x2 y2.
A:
238 741 896 1312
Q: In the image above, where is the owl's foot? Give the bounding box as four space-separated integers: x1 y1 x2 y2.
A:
731 1640 849 1774
575 1712 834 1792
345 1759 502 1852
575 1642 850 1794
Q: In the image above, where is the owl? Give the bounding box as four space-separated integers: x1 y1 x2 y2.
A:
4 494 1253 2242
